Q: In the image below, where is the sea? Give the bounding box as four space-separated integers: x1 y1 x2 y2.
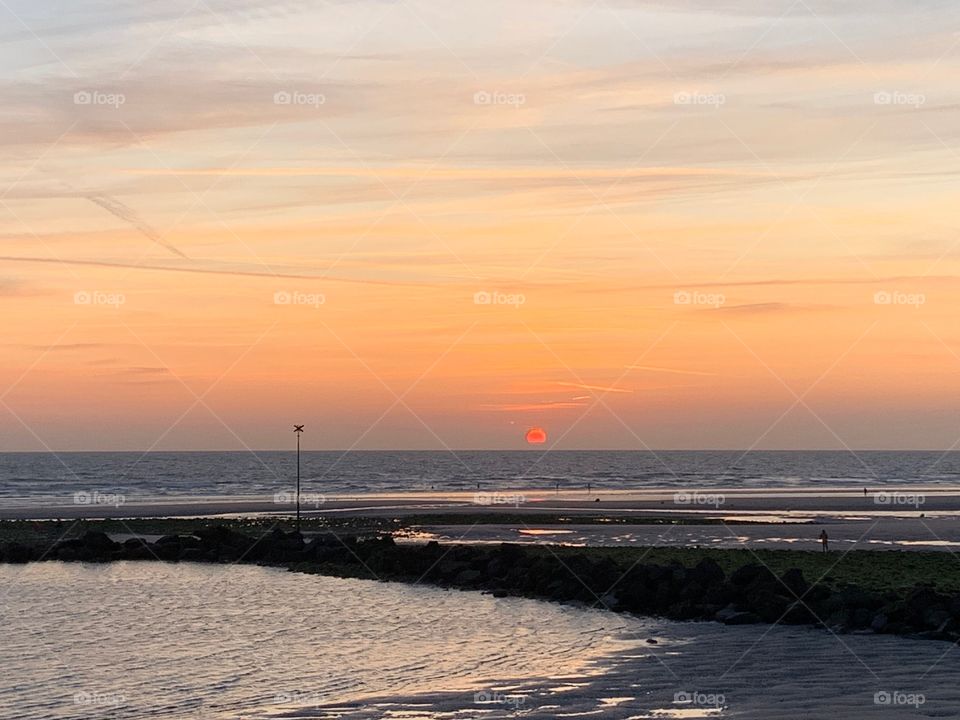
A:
0 450 957 502
2 562 957 719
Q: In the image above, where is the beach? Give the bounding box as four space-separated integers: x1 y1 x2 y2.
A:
4 470 960 718
4 487 956 552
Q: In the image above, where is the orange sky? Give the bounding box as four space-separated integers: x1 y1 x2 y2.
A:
2 0 960 450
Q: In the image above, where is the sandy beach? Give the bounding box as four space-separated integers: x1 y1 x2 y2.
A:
5 487 957 552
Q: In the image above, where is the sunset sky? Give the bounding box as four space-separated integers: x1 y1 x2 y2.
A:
3 0 960 451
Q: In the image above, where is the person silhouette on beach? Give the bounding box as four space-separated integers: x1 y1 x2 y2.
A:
863 487 867 497
819 529 829 553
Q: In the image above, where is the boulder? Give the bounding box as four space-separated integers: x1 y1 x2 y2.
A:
870 613 889 633
730 564 767 587
779 568 808 597
691 557 725 586
3 543 33 563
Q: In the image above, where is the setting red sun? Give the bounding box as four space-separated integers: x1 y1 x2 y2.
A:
525 427 547 445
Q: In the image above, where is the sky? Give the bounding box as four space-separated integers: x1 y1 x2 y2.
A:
2 0 960 451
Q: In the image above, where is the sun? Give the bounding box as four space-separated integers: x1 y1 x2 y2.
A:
525 427 547 444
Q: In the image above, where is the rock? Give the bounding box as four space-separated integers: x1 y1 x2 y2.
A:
646 638 658 644
486 557 506 578
703 582 736 606
780 568 808 596
80 531 118 558
56 546 80 562
752 593 792 623
491 589 509 598
195 525 251 551
692 557 725 585
924 609 951 631
780 603 813 625
730 564 766 587
851 607 874 629
454 569 482 586
870 613 889 633
599 592 619 610
3 543 33 563
154 543 180 561
179 547 204 562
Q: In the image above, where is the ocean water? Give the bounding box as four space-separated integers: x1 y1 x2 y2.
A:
3 562 959 719
1 450 959 502
0 563 642 720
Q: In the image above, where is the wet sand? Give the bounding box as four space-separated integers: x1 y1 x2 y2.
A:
4 488 958 552
407 516 960 552
1 487 953 521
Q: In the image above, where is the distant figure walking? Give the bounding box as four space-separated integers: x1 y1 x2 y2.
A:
863 487 868 497
819 529 829 553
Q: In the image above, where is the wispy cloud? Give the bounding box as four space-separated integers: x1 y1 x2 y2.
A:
556 381 633 394
626 365 717 376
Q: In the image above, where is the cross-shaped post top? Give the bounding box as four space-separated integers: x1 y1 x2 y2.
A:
294 425 304 433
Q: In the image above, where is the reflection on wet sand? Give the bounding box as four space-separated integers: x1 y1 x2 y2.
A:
400 515 960 552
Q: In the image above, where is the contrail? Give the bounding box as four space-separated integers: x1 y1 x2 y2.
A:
84 193 189 259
